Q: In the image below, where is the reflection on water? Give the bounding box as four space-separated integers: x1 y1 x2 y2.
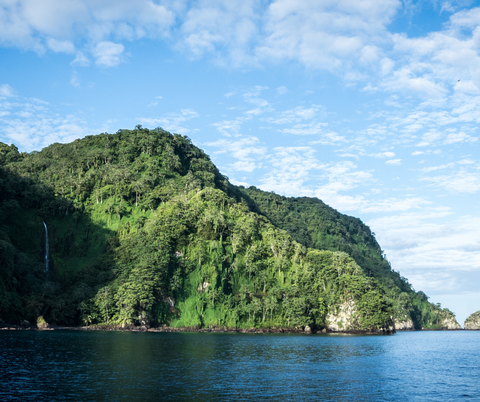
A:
1 331 479 401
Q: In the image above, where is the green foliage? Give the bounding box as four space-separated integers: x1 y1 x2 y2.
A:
240 186 454 329
0 127 457 331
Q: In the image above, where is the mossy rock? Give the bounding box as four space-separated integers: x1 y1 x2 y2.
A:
37 316 50 329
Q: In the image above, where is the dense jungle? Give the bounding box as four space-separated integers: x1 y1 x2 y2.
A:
0 126 459 331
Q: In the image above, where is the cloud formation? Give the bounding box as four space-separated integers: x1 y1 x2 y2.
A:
92 41 125 67
0 0 173 64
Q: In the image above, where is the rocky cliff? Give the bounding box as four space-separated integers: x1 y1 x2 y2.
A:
325 299 394 333
440 316 462 330
464 311 480 329
394 317 415 331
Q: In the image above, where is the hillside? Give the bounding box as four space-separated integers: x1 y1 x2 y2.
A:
464 311 480 330
240 188 459 329
0 127 459 331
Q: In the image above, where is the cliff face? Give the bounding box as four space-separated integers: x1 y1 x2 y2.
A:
394 318 415 331
325 299 360 332
325 299 394 333
440 316 461 330
464 311 480 329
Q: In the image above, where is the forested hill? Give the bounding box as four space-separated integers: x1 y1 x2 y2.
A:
0 127 459 330
240 188 397 285
239 188 450 328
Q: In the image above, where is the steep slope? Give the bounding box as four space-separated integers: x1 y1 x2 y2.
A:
0 127 459 330
465 311 480 329
240 187 459 329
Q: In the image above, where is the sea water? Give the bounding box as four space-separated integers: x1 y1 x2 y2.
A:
0 330 479 401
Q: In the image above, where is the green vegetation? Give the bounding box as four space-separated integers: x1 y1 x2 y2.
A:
0 127 458 330
240 187 457 329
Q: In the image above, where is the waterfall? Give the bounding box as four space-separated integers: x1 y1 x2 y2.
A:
43 221 49 272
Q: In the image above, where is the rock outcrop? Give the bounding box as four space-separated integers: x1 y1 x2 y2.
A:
325 299 361 332
36 316 50 329
440 316 461 329
464 310 480 329
394 317 415 331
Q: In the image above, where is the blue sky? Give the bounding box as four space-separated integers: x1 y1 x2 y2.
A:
1 0 479 325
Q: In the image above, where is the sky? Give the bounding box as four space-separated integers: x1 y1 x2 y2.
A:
1 0 480 325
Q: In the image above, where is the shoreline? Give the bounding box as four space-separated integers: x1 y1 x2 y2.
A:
1 323 472 334
1 323 394 334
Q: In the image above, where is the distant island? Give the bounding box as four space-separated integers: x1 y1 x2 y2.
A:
465 311 480 329
0 127 461 333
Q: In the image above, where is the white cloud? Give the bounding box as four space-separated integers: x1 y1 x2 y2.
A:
422 170 480 193
0 0 174 49
444 131 477 144
211 119 243 136
92 41 125 67
204 136 266 173
70 72 80 87
386 159 401 165
420 163 455 173
46 38 74 53
276 86 288 95
416 130 443 147
0 0 404 73
260 146 325 195
0 98 98 151
371 151 395 158
71 51 90 66
383 67 448 98
140 109 200 135
457 158 475 165
268 105 322 125
309 131 347 144
256 0 400 70
370 213 480 301
454 80 480 95
179 0 259 65
232 160 256 172
0 84 15 97
281 122 329 136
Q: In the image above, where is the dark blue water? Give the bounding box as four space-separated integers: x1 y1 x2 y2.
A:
1 331 479 401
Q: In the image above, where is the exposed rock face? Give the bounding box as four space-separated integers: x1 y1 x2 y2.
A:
394 317 415 331
304 325 312 333
441 316 461 329
138 314 150 327
37 316 50 329
325 299 361 332
464 310 480 329
197 282 210 292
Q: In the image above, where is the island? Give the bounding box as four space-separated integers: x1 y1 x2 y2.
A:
0 127 461 333
465 311 480 330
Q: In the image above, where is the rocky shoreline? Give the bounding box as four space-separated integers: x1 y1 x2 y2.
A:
5 322 473 333
0 317 468 334
2 324 473 333
0 322 398 335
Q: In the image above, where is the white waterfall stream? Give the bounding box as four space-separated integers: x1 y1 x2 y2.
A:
43 221 49 271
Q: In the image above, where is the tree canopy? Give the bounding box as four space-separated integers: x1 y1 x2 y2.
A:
0 127 457 330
